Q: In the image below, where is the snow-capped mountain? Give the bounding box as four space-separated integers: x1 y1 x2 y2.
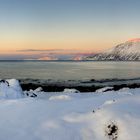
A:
86 38 140 61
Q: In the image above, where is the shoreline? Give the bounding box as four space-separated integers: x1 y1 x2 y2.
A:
19 78 140 92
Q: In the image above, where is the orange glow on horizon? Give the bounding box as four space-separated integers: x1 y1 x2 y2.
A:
127 38 140 42
0 39 111 55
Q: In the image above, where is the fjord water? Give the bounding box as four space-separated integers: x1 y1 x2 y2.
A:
0 61 140 80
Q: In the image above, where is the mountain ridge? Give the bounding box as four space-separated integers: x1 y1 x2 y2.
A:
86 38 140 61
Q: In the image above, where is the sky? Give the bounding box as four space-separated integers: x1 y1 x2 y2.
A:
0 0 140 60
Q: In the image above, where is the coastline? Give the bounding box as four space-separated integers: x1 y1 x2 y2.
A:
20 78 140 92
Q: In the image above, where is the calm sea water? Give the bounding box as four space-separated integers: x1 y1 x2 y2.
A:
0 61 140 80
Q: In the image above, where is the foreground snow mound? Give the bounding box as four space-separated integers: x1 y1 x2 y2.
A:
0 88 140 140
0 79 23 99
91 95 140 140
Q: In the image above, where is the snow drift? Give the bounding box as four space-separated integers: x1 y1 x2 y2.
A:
0 79 140 140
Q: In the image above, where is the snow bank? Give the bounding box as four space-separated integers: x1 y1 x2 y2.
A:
24 87 44 98
34 87 43 92
0 79 23 99
63 88 80 93
96 87 113 93
119 87 130 91
0 80 139 140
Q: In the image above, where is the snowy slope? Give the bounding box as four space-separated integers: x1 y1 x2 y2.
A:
86 38 140 61
0 80 140 140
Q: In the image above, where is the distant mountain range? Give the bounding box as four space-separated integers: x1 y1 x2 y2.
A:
37 53 94 61
85 38 140 61
35 38 140 61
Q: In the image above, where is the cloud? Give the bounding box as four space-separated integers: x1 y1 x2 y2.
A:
17 49 93 54
17 49 65 52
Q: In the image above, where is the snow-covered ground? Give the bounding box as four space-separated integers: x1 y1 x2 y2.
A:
0 79 140 140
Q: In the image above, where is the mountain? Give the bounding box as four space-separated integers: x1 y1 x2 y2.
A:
38 56 58 60
86 38 140 61
73 53 94 60
37 53 94 61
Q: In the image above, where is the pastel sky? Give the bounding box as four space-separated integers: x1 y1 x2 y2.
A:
0 0 140 59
